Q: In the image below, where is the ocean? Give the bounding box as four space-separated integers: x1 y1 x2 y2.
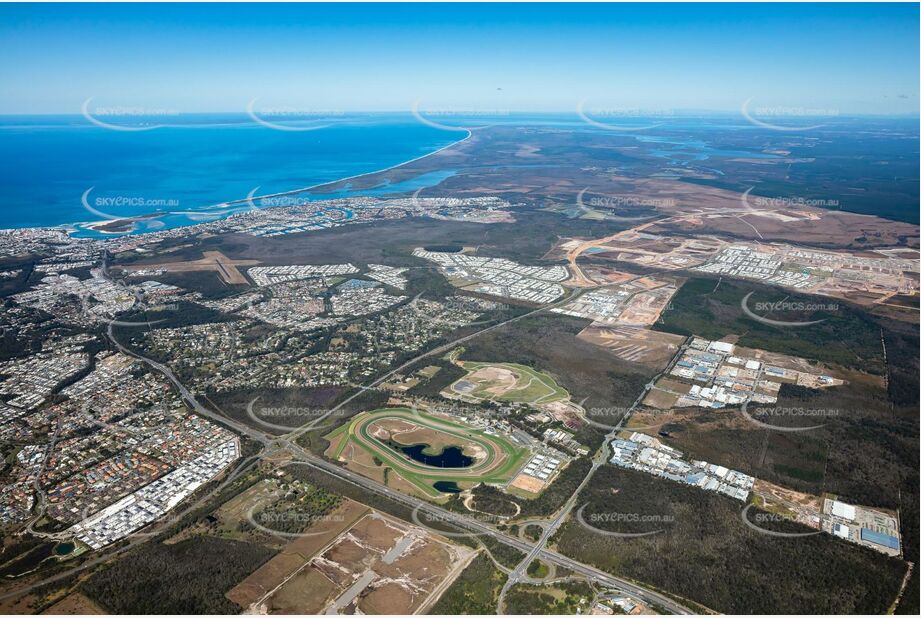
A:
2 113 917 233
0 113 463 235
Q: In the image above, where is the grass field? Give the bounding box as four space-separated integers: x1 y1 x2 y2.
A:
324 408 529 498
447 361 569 405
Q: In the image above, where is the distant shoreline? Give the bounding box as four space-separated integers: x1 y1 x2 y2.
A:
1 126 471 237
225 128 472 207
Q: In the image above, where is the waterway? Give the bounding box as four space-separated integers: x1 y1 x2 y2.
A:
0 113 461 234
385 440 474 468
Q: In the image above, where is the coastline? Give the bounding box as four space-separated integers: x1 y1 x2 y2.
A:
1 127 473 237
223 128 473 207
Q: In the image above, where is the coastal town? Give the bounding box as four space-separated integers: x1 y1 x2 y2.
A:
0 3 917 615
0 187 915 615
0 205 911 559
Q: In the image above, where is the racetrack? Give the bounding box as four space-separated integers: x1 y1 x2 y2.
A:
325 408 529 498
448 362 569 405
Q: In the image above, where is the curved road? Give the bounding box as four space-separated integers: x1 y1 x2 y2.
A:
103 302 694 614
0 265 695 613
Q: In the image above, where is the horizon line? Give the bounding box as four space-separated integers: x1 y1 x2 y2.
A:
1 110 919 119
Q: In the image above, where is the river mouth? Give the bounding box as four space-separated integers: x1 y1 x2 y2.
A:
384 440 474 468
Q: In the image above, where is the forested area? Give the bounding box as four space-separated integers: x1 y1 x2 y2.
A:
80 536 274 614
554 466 908 614
504 579 595 615
428 553 507 614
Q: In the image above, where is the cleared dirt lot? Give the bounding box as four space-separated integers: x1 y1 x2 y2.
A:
577 324 685 369
642 388 681 409
509 473 547 495
231 508 474 615
225 499 369 609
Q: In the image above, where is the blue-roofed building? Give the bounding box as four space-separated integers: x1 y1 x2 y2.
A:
860 528 900 551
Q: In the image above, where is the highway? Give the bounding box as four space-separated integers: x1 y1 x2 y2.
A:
0 264 697 613
280 451 693 615
105 321 274 448
21 418 63 539
497 335 691 611
100 310 695 614
284 269 667 443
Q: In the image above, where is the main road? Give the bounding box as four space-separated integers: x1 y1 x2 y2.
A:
99 297 694 614
13 261 695 614
278 444 693 615
497 335 691 611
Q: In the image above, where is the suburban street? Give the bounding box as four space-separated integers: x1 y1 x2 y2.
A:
0 268 696 612
99 301 696 615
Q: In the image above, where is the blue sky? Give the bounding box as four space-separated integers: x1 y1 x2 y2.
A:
0 2 918 115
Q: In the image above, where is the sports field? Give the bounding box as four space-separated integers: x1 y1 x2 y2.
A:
446 362 569 405
324 408 529 498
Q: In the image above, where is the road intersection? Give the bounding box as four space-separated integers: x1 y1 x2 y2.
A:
0 263 696 614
